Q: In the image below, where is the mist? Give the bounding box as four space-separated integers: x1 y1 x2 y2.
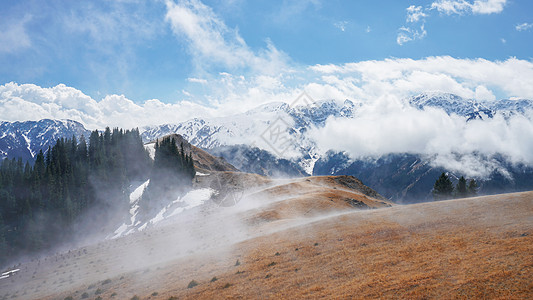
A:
1 164 380 299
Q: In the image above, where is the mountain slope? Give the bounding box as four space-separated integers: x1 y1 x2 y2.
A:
314 151 533 202
145 133 238 172
207 144 307 177
2 189 530 299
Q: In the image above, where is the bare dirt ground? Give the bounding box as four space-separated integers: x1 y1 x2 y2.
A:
1 183 531 299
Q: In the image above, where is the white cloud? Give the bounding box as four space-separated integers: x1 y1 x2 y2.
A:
515 22 533 31
0 14 32 53
398 5 428 45
0 82 215 130
470 0 507 14
406 5 427 23
2 54 533 177
474 85 496 100
164 0 288 74
310 99 533 177
398 0 507 45
3 56 532 129
431 0 507 15
397 25 427 45
187 77 208 84
309 57 533 100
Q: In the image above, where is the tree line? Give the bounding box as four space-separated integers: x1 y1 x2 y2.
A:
0 127 152 265
432 172 478 200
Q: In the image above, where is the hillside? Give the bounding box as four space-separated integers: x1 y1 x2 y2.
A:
1 185 530 299
145 133 238 172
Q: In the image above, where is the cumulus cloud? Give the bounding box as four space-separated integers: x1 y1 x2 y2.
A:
4 55 533 129
0 14 32 53
309 97 533 177
515 22 533 31
308 56 533 101
0 82 215 130
164 0 289 74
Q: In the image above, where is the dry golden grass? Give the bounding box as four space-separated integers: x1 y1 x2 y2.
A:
3 187 531 300
155 192 531 300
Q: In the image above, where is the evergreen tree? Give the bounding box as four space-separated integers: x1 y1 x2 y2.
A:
467 179 478 197
433 172 454 200
143 137 195 212
0 126 151 264
455 176 468 198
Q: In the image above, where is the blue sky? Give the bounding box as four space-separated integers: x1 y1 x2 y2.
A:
1 0 532 105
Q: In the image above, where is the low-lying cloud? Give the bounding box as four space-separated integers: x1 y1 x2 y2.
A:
310 96 533 178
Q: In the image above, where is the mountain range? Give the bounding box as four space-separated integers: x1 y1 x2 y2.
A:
2 92 532 202
0 119 89 162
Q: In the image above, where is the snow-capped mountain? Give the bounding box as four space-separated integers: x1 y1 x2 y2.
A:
140 99 356 144
409 92 533 120
409 92 494 120
0 119 90 161
490 99 533 117
140 99 357 174
2 92 533 202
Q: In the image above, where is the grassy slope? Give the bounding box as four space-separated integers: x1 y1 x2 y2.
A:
2 189 531 299
150 192 533 299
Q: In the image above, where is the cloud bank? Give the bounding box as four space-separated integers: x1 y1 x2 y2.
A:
2 56 533 130
0 83 215 130
310 97 533 178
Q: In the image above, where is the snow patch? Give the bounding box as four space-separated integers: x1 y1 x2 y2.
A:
0 269 20 280
144 143 156 160
111 223 129 239
149 206 167 225
130 180 149 204
22 134 35 157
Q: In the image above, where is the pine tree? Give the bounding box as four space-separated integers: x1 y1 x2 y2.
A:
467 179 478 197
433 172 454 200
455 176 468 198
0 126 151 263
0 214 8 263
143 137 195 212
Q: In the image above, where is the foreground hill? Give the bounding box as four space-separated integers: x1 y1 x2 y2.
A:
1 188 531 299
